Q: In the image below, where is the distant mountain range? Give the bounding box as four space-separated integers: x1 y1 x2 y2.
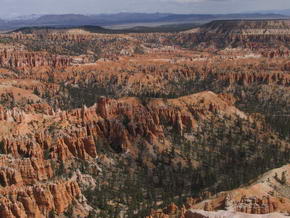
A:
0 12 289 30
259 9 290 16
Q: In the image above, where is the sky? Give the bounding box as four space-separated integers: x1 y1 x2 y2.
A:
0 0 289 18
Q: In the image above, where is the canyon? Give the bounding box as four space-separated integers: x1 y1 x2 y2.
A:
0 19 289 217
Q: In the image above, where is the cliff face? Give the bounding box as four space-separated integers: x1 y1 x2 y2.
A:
0 180 82 218
201 20 290 35
171 20 290 51
0 49 72 71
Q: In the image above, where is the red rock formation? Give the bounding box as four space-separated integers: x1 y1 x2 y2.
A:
0 180 81 217
0 49 72 71
0 156 53 186
0 23 289 218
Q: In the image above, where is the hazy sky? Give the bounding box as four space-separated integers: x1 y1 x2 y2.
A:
0 0 289 18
